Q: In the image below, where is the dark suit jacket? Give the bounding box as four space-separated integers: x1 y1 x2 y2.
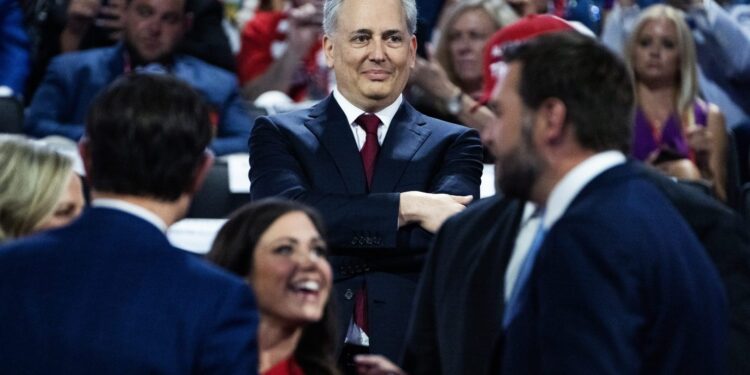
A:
639 166 750 375
0 207 259 374
249 95 483 360
505 162 727 374
401 195 522 375
403 161 735 374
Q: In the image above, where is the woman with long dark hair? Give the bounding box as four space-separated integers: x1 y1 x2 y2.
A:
207 199 339 375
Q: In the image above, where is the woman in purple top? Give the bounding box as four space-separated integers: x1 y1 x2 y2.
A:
626 4 728 201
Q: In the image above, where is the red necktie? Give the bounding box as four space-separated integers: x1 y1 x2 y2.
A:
354 283 368 334
356 113 381 190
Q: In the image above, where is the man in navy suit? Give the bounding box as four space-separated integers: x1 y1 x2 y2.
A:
248 0 483 366
24 0 252 156
480 32 727 374
0 74 259 374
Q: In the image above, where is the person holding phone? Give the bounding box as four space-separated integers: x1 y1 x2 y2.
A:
625 4 728 200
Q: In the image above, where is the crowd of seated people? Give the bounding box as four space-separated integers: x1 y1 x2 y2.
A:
237 0 329 106
1 0 750 374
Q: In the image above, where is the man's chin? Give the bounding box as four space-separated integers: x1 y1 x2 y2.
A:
132 47 169 64
362 87 391 101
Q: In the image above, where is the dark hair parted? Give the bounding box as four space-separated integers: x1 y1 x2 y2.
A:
207 198 340 375
504 31 635 153
84 74 212 201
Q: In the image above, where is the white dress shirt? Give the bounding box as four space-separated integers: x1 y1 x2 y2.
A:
332 87 402 150
503 151 626 301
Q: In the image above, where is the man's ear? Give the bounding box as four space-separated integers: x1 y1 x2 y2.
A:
538 98 567 145
409 34 417 68
78 137 93 183
323 34 335 69
188 150 215 195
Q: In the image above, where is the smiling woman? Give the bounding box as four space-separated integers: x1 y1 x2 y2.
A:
207 199 339 375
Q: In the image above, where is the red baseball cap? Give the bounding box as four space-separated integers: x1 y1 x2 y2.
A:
480 14 574 104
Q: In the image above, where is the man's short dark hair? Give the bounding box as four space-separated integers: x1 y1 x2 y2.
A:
504 31 635 153
85 74 212 201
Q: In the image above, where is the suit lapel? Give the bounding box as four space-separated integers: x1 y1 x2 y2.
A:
484 200 525 371
472 199 522 318
371 102 430 193
304 96 368 194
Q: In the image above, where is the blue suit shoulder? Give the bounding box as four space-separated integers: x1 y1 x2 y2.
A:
175 54 239 91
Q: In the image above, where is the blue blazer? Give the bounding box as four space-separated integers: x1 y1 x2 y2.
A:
503 162 728 374
249 95 483 360
0 207 259 374
24 43 253 156
0 0 30 95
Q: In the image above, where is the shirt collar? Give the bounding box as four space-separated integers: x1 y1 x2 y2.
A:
542 151 626 230
332 87 403 127
92 198 168 232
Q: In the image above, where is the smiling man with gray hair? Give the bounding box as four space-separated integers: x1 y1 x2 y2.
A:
248 0 483 369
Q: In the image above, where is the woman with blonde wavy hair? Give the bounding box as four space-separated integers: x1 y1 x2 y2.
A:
625 4 728 200
0 135 85 242
408 0 517 131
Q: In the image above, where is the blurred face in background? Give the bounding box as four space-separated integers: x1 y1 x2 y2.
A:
447 8 497 90
250 211 333 326
633 17 680 86
35 171 85 232
123 0 190 62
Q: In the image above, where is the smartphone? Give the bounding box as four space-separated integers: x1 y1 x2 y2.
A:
653 147 685 165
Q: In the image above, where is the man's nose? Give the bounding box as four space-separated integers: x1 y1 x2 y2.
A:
369 38 386 62
480 125 495 148
146 20 162 35
295 248 320 267
455 35 473 53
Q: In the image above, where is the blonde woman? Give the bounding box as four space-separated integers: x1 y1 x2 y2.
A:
0 135 84 242
625 4 727 200
409 0 517 131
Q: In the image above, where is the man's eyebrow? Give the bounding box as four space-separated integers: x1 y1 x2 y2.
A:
351 29 373 36
382 29 404 37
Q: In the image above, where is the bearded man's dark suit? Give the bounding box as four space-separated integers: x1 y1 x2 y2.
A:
249 94 483 361
402 162 744 374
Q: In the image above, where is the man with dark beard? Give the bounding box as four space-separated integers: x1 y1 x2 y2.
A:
402 31 730 374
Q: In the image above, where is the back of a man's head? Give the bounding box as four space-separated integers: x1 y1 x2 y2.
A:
504 31 635 153
84 74 212 201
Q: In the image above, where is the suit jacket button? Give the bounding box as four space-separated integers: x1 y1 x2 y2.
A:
344 288 354 300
